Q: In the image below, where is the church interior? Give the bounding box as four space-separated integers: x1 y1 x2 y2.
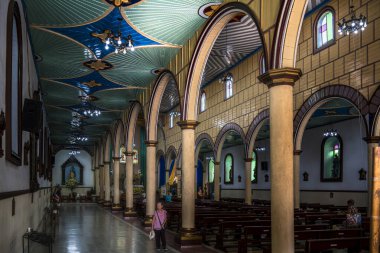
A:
1 0 380 252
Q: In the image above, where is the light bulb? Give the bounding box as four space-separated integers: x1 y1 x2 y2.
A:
128 40 132 47
105 45 109 50
346 31 350 35
361 27 365 31
123 48 126 54
354 30 358 34
118 38 122 45
351 22 355 27
131 46 135 52
115 48 118 54
106 38 110 45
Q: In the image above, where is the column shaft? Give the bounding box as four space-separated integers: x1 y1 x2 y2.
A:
214 162 220 201
371 147 380 252
104 163 111 206
244 159 252 205
294 151 302 209
145 144 156 223
124 154 136 216
99 165 104 201
95 169 100 196
112 158 121 210
368 141 379 216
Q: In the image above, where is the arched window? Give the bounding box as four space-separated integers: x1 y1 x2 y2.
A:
200 91 206 112
169 113 174 128
315 8 335 51
321 134 343 182
6 1 23 165
251 151 258 183
224 153 234 184
225 73 233 99
208 158 215 183
259 54 266 75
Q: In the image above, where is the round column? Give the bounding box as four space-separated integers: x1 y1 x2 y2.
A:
144 141 157 226
371 146 380 252
244 158 253 205
103 162 111 207
177 120 201 246
98 165 105 204
294 150 302 209
112 157 122 211
365 137 380 216
259 68 302 253
95 167 100 197
124 152 137 217
214 161 220 201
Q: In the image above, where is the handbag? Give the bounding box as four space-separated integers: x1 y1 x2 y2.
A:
155 210 165 230
149 230 155 240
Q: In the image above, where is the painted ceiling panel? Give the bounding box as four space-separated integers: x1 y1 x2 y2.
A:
124 0 222 45
93 89 136 111
41 79 82 106
31 28 93 78
45 106 75 123
25 0 112 27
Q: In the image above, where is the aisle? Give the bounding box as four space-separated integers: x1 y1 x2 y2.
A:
53 203 176 253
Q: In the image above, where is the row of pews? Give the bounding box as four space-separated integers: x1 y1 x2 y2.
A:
162 199 369 253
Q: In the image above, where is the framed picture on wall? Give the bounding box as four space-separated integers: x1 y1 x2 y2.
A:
61 155 84 185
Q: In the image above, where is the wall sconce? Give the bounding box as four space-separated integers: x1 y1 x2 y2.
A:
264 174 269 182
0 110 5 158
359 168 367 181
303 171 309 182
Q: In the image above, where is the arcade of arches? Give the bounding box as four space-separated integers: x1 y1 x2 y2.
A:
1 0 380 252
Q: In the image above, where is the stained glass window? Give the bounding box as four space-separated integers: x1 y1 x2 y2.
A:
200 91 206 112
208 158 214 183
316 10 334 49
321 135 343 182
224 154 233 184
251 151 257 183
225 73 233 99
169 113 174 128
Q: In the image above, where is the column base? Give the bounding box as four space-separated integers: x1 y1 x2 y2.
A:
142 215 153 228
123 208 137 218
103 201 112 207
175 228 202 247
111 204 123 212
97 199 105 205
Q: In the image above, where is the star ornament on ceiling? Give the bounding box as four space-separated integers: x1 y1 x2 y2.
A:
48 8 161 59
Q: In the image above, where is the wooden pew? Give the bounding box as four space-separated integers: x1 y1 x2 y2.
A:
305 237 369 253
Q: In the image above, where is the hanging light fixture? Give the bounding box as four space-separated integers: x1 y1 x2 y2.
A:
323 129 338 137
338 2 367 36
79 96 101 117
103 18 135 54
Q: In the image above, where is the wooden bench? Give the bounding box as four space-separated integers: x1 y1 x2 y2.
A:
305 237 369 253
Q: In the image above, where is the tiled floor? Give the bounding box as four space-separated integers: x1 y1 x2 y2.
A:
52 203 177 253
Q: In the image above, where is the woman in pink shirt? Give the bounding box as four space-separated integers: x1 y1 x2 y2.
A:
151 201 168 251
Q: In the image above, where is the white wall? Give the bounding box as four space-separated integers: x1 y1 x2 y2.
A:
53 149 94 187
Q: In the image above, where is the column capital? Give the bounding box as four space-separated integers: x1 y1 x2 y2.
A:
144 140 158 147
125 151 134 156
95 166 99 170
177 120 199 129
258 68 302 88
244 158 253 162
214 161 220 165
112 157 121 161
294 150 303 155
104 161 110 165
364 136 380 144
99 164 104 167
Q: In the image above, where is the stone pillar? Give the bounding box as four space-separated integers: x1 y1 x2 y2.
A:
294 150 302 209
365 137 380 216
176 120 201 246
214 161 220 201
98 165 105 204
371 146 380 252
124 152 137 217
95 167 100 197
259 68 302 253
103 162 111 207
112 157 122 211
244 158 253 205
144 141 157 226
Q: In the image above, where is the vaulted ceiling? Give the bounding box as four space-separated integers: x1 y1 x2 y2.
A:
25 0 222 148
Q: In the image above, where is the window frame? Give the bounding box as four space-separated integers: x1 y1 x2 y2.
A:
251 151 258 183
5 0 23 166
224 153 234 184
199 90 206 113
313 6 336 54
320 134 343 182
208 158 214 183
259 53 266 75
224 73 233 100
169 113 174 129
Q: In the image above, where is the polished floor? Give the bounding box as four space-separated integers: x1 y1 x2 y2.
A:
53 204 177 253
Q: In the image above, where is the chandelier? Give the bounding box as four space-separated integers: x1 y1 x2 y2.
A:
76 136 88 142
323 129 338 137
69 150 81 155
83 107 101 117
104 18 135 54
338 3 367 36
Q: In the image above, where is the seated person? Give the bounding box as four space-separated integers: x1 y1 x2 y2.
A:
346 199 361 227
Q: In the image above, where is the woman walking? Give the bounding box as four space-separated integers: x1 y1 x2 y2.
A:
152 201 168 251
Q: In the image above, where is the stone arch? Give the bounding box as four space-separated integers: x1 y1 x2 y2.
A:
156 149 165 159
182 2 267 121
113 119 125 157
369 86 380 136
246 109 270 155
214 123 248 161
126 101 143 152
146 70 181 142
271 0 309 68
176 144 182 168
293 85 369 151
195 133 216 162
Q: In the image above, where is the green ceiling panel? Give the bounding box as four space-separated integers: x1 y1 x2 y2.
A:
85 111 121 125
41 79 82 106
93 89 136 111
124 0 220 45
31 28 93 78
45 106 74 123
25 0 112 27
